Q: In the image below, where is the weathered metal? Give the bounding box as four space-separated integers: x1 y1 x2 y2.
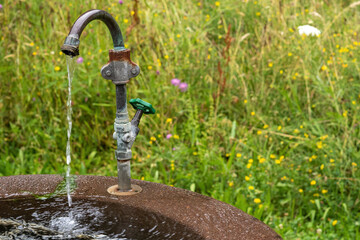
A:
101 50 140 85
61 9 125 56
61 10 154 193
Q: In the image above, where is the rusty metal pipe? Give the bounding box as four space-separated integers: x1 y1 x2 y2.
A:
61 9 125 56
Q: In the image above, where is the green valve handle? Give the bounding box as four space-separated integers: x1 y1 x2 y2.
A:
129 98 156 114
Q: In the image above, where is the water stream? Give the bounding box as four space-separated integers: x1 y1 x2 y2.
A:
65 56 76 207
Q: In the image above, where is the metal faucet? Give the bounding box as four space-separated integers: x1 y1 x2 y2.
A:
61 10 155 194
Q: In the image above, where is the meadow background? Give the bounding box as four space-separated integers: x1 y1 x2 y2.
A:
1 0 360 239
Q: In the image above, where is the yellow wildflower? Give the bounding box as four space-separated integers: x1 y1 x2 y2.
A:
215 1 220 6
173 134 179 139
245 176 250 181
332 220 338 226
352 162 357 166
54 66 60 71
320 164 324 170
322 189 328 194
310 180 316 186
124 19 129 23
320 135 328 140
228 181 234 187
236 153 242 158
150 136 156 142
248 186 254 190
254 198 261 204
251 111 255 116
166 118 173 123
299 189 303 193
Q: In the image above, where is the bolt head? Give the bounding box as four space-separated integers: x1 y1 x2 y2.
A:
131 68 137 75
106 70 112 76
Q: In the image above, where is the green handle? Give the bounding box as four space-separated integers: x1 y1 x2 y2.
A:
129 98 156 114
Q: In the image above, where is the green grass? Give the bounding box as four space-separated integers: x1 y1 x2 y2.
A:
1 0 360 239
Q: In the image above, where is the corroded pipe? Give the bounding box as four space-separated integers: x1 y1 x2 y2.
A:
60 9 125 56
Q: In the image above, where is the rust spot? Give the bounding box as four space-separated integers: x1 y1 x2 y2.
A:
108 49 138 68
118 159 130 163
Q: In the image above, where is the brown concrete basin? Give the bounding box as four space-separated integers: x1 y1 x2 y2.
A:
0 175 282 239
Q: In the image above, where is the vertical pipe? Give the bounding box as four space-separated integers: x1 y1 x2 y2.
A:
115 85 129 122
115 84 131 191
117 160 132 191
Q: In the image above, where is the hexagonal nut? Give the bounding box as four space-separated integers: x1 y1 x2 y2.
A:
121 133 131 143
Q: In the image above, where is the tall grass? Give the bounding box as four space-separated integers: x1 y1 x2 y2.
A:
1 0 360 238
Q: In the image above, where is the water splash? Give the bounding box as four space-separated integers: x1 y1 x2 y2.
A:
66 56 76 207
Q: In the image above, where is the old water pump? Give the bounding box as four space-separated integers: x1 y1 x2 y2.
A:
61 9 155 195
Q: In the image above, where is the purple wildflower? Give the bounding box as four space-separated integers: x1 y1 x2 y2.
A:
156 70 160 75
0 4 2 9
166 134 172 139
171 78 181 86
119 0 123 4
84 97 88 102
77 57 83 64
178 82 188 92
32 97 36 101
172 147 177 151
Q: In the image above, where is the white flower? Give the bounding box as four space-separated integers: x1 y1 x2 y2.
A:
297 25 321 36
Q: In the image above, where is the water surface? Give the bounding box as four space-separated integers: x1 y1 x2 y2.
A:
0 197 203 240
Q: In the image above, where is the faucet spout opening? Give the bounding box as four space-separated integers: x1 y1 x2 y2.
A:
61 9 125 56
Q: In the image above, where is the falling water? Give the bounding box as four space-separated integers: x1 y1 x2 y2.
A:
66 56 76 207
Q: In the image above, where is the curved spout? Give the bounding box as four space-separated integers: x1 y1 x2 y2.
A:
61 9 125 56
